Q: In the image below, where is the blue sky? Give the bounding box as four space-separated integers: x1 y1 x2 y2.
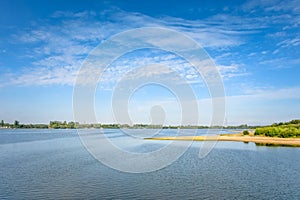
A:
0 0 300 125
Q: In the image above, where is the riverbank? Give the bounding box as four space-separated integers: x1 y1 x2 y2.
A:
145 134 300 147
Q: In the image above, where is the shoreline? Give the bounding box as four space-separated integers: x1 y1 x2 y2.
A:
145 134 300 147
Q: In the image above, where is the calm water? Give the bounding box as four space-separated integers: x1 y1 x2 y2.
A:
0 129 300 199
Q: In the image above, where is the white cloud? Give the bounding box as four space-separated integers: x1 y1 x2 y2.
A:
225 86 300 125
242 0 300 14
197 86 300 125
259 57 300 69
96 86 300 125
217 64 249 79
51 10 97 19
243 86 300 100
8 66 78 86
277 37 300 47
2 5 296 88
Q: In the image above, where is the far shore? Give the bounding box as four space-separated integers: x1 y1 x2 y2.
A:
145 133 300 147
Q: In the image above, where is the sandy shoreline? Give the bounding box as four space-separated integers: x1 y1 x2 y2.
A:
145 134 300 147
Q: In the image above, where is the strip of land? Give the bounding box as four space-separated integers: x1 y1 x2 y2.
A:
145 134 300 147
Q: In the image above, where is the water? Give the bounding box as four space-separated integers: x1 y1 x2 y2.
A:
0 129 300 199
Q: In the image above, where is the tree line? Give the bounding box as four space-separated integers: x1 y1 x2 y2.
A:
0 119 258 130
1 119 299 134
0 120 48 129
254 119 300 138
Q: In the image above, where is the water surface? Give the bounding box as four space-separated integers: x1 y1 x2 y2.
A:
1 129 299 199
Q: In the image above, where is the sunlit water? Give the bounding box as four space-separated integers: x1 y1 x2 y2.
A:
0 129 300 199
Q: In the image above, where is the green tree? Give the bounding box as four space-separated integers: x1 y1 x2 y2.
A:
1 120 4 127
14 120 20 128
67 121 76 129
243 130 249 135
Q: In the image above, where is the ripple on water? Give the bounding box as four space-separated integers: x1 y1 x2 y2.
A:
0 129 300 199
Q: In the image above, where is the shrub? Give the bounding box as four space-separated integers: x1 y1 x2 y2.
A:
255 124 300 138
243 130 249 135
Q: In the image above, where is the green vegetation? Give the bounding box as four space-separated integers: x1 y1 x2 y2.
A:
0 119 49 129
1 119 299 135
226 124 250 129
18 124 49 129
243 130 250 135
255 120 300 138
14 120 20 128
49 121 77 129
0 120 225 129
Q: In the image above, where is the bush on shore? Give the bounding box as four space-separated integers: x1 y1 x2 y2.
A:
254 120 300 138
243 130 250 135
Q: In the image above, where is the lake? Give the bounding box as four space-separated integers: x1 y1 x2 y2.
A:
0 129 300 199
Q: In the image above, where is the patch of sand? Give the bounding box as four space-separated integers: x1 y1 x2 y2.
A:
145 134 300 147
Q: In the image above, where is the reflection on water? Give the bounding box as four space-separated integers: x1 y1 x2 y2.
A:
0 129 300 199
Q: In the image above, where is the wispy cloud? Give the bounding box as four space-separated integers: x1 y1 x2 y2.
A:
2 8 255 88
2 66 78 87
241 86 300 100
242 0 300 14
259 57 300 69
277 37 300 47
241 0 300 29
2 0 298 88
98 86 300 125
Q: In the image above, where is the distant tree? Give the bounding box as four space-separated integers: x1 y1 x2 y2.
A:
290 119 300 124
67 121 76 129
14 120 20 128
1 120 4 127
238 124 248 129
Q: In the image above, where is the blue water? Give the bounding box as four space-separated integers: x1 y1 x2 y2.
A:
0 129 300 199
